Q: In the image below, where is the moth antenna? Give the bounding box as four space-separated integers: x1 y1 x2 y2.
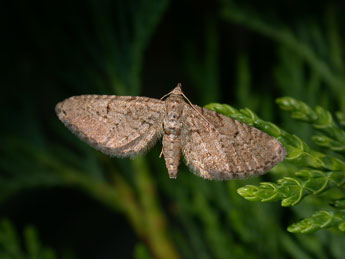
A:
179 91 221 135
160 87 177 100
162 83 220 134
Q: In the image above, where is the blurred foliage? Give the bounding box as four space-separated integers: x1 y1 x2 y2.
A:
0 219 57 259
134 243 153 259
221 0 345 112
2 0 345 258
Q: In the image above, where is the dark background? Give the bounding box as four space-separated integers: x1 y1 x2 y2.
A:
2 0 345 258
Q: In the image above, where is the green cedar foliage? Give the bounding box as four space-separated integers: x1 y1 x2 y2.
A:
206 99 345 233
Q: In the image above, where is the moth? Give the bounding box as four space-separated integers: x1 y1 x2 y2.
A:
55 84 286 180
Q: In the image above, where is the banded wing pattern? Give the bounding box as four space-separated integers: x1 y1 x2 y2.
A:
181 105 286 180
56 95 165 157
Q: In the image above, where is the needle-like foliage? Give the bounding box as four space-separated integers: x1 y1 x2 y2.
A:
206 98 345 233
